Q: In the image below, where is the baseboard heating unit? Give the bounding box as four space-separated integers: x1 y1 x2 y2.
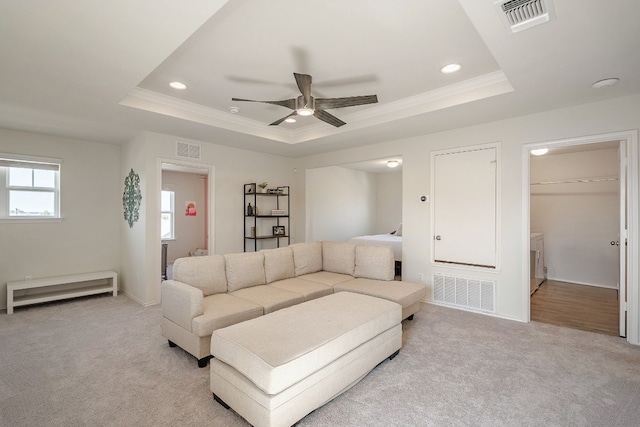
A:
432 274 495 313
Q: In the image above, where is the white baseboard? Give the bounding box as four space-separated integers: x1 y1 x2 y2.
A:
546 277 618 290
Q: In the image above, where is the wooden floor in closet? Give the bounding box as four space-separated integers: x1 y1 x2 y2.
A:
530 279 620 336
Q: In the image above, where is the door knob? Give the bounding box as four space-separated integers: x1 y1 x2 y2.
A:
435 235 442 241
610 241 620 246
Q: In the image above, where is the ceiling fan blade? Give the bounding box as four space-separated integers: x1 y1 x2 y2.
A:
315 95 378 110
269 111 297 126
293 73 312 106
231 97 296 110
314 109 346 127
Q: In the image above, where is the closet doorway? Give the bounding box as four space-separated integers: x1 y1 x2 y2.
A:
523 132 638 342
526 138 627 337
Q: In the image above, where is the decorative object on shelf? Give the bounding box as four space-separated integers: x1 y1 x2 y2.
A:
246 183 255 193
267 188 283 194
273 225 286 236
258 182 268 193
247 203 254 216
123 168 142 228
272 209 286 215
250 227 256 237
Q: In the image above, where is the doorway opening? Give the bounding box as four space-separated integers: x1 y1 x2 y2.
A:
522 130 639 345
160 161 213 281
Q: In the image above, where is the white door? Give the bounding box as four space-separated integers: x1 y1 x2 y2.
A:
433 146 497 268
619 141 627 337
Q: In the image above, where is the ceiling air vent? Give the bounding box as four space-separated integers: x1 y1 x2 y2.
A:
495 0 555 34
176 142 201 160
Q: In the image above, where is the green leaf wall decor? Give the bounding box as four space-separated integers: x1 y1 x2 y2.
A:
123 168 142 228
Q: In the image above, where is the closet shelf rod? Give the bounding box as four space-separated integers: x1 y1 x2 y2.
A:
531 176 618 186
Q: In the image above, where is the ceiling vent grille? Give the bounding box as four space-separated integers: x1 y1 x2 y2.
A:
176 142 201 160
495 0 555 33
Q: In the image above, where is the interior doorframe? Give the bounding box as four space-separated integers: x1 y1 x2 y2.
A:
156 157 215 282
521 130 639 345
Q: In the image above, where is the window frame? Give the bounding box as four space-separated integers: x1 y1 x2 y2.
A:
161 189 175 240
0 153 62 222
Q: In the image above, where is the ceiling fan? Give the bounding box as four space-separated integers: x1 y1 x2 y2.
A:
232 73 378 127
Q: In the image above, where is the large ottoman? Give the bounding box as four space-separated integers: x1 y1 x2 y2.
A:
210 292 402 427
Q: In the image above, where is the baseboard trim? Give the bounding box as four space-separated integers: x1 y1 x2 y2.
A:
546 278 618 290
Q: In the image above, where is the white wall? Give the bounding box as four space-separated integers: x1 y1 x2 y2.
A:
0 128 121 310
162 170 206 262
306 166 376 241
530 147 619 288
297 93 640 323
375 171 402 234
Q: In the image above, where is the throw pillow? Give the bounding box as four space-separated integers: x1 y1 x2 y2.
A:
262 247 295 284
322 241 356 275
224 252 266 292
354 246 395 281
172 255 227 296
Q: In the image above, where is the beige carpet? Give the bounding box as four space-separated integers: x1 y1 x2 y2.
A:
1 294 640 427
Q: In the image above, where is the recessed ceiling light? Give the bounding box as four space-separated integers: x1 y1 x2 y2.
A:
169 81 187 90
229 106 239 114
284 117 296 123
387 160 399 168
531 148 549 156
591 78 619 89
440 63 462 74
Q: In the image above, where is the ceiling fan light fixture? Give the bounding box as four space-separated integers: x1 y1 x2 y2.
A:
387 160 399 168
297 108 314 116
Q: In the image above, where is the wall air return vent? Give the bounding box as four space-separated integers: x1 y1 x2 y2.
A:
495 0 555 34
432 274 495 313
176 142 201 160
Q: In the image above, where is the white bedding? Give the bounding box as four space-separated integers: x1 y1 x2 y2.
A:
349 234 402 261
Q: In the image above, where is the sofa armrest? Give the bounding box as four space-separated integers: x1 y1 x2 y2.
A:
161 280 204 332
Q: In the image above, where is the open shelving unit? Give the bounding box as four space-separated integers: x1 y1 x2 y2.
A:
244 183 290 252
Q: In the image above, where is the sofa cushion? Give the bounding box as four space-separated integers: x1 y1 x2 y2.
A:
225 252 266 292
231 285 304 314
172 255 227 296
297 271 354 287
334 278 427 309
268 278 333 301
322 241 356 276
354 245 395 281
291 242 322 276
262 247 295 284
191 293 264 337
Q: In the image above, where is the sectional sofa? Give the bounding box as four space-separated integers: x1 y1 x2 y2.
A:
161 241 427 367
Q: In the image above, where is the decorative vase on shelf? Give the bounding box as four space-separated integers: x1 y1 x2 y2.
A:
258 182 268 193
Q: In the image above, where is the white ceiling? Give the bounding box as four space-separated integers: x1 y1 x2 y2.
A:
1 0 639 158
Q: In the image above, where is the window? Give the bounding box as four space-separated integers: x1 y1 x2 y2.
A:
0 154 61 219
161 190 175 239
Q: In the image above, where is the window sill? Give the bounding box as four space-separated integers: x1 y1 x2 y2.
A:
0 217 63 224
